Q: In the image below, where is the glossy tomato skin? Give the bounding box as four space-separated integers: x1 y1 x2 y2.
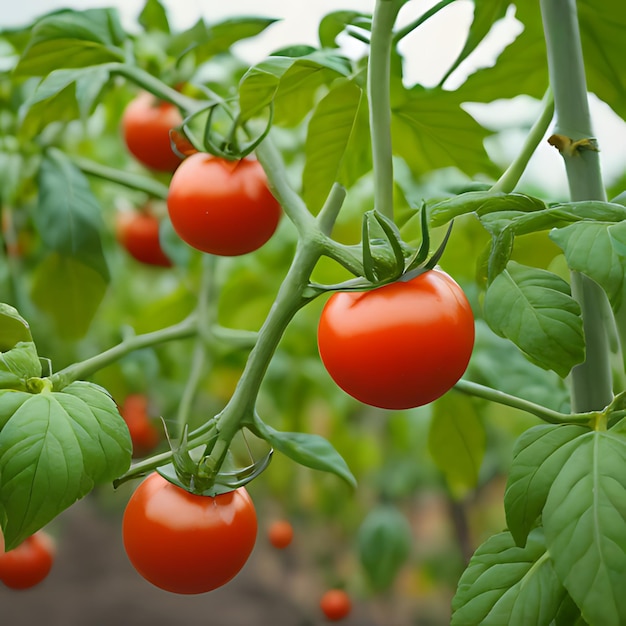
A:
116 211 172 267
0 531 55 590
317 269 474 410
320 589 352 621
121 92 183 172
122 473 257 594
167 153 281 256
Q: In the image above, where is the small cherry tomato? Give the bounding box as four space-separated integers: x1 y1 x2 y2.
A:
317 269 474 410
167 153 281 256
121 92 183 172
115 211 172 268
123 473 257 594
0 531 55 590
320 589 352 621
119 394 161 457
267 520 294 549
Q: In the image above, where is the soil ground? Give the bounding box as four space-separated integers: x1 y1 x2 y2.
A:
0 497 382 626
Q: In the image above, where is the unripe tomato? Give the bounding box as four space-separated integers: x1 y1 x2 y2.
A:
121 92 183 172
123 473 257 594
317 269 474 410
119 394 161 457
115 211 172 267
167 153 282 256
267 520 294 549
320 589 352 621
0 531 55 590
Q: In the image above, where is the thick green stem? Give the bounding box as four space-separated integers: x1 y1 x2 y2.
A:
540 0 613 413
368 0 401 221
490 89 554 194
202 239 323 476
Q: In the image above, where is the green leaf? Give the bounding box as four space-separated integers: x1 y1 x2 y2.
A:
252 417 356 488
238 51 352 125
138 0 170 34
578 0 626 120
0 304 32 351
20 67 111 136
0 343 42 391
36 148 108 278
169 17 277 65
302 79 362 214
0 381 132 549
15 8 125 76
483 262 584 377
31 254 107 340
550 221 624 309
391 85 497 179
504 424 590 547
427 191 546 228
428 393 486 499
357 505 412 591
543 429 626 626
440 0 510 85
451 528 567 626
318 11 371 48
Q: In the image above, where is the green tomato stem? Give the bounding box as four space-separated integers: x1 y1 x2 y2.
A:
540 0 614 413
71 155 169 200
200 238 323 478
392 0 457 44
454 379 592 425
490 88 555 194
368 0 401 222
110 63 201 113
49 317 198 390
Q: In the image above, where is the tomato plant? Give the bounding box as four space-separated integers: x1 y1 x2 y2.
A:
320 589 352 622
121 91 183 172
0 531 55 590
115 210 172 268
317 270 475 410
119 394 161 457
122 472 257 594
167 153 282 256
267 520 294 549
2 0 626 623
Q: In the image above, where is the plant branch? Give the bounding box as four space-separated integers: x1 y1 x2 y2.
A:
49 316 198 390
368 0 401 221
71 155 169 199
540 0 613 413
392 0 456 44
454 379 592 425
490 88 554 194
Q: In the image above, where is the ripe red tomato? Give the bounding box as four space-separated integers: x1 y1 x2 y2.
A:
320 589 352 621
317 269 474 410
122 473 257 594
115 211 172 267
119 394 161 457
0 531 55 590
167 153 281 256
121 92 183 172
267 520 294 549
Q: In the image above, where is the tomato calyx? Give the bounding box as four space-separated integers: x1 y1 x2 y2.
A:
172 100 274 161
309 204 455 296
156 425 273 497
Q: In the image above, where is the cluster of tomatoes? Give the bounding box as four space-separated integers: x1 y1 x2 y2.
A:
111 91 474 614
117 91 282 267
